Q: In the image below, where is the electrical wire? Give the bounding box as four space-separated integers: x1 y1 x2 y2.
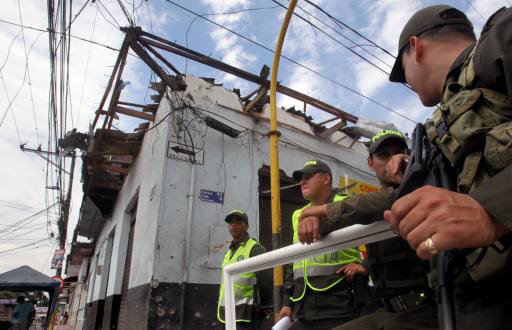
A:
184 4 280 74
97 0 122 28
117 0 135 26
272 0 390 76
75 6 99 129
303 0 395 58
278 0 414 94
164 0 416 124
464 0 487 22
0 238 50 254
17 0 40 145
0 18 121 52
0 73 22 143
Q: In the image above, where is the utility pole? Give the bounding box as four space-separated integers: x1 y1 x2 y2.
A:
56 152 76 276
21 131 84 277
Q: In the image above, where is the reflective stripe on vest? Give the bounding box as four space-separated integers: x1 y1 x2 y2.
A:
291 194 362 302
217 238 258 323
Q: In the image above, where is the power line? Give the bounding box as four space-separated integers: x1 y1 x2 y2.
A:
17 0 40 145
271 0 390 76
116 0 135 26
164 0 416 123
0 237 50 254
41 240 57 272
464 0 487 22
0 18 121 52
0 205 54 235
184 4 280 74
303 0 395 58
76 6 99 129
97 0 122 28
0 73 22 143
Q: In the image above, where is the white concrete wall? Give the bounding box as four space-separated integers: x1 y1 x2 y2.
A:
153 76 378 285
86 95 173 299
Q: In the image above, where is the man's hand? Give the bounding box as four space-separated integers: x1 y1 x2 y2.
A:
297 205 328 244
385 154 409 185
384 185 510 259
298 216 322 244
277 306 292 321
298 205 328 222
337 263 368 282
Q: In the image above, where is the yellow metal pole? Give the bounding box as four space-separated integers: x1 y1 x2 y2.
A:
269 0 297 319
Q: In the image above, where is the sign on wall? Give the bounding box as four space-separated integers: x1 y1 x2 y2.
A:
166 140 204 165
199 190 224 204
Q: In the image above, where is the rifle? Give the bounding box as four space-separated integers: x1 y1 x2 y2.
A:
393 123 457 330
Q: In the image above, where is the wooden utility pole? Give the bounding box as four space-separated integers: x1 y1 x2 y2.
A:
56 152 76 277
20 145 76 276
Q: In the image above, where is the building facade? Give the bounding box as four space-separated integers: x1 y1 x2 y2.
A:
67 76 380 329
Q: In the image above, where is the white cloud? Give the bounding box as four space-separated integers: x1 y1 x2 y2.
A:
201 0 251 13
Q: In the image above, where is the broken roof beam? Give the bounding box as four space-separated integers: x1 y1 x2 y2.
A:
317 120 347 139
92 39 130 128
118 101 159 113
126 34 186 92
136 30 358 123
139 39 181 76
244 85 268 113
104 42 130 131
114 106 155 121
317 116 339 126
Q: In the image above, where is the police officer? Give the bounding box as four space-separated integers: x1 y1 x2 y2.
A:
277 160 362 330
217 210 271 329
384 5 512 329
333 130 438 330
299 5 512 329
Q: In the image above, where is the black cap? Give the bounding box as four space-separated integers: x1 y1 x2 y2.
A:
369 130 408 154
389 5 472 83
292 160 331 182
224 209 248 223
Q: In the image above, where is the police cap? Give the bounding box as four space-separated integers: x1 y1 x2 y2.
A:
292 160 332 182
369 130 408 154
225 209 249 223
389 5 472 83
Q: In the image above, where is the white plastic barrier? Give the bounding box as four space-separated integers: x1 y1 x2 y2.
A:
223 221 397 329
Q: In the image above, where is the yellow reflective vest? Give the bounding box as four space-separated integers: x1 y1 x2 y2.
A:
291 194 361 302
217 238 258 323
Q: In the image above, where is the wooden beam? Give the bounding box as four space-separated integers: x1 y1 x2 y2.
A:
92 39 129 128
118 101 159 113
137 30 359 123
318 120 347 138
96 110 119 120
317 116 338 126
114 106 155 121
244 85 267 113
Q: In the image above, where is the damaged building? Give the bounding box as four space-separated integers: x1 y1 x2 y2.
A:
64 74 388 329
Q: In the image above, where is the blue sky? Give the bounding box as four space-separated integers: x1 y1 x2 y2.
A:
0 0 508 275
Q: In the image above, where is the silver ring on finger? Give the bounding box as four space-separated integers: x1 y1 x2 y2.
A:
425 237 438 256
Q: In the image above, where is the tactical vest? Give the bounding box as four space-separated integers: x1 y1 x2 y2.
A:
426 45 512 194
217 238 258 323
425 44 512 282
366 237 429 291
290 194 361 302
